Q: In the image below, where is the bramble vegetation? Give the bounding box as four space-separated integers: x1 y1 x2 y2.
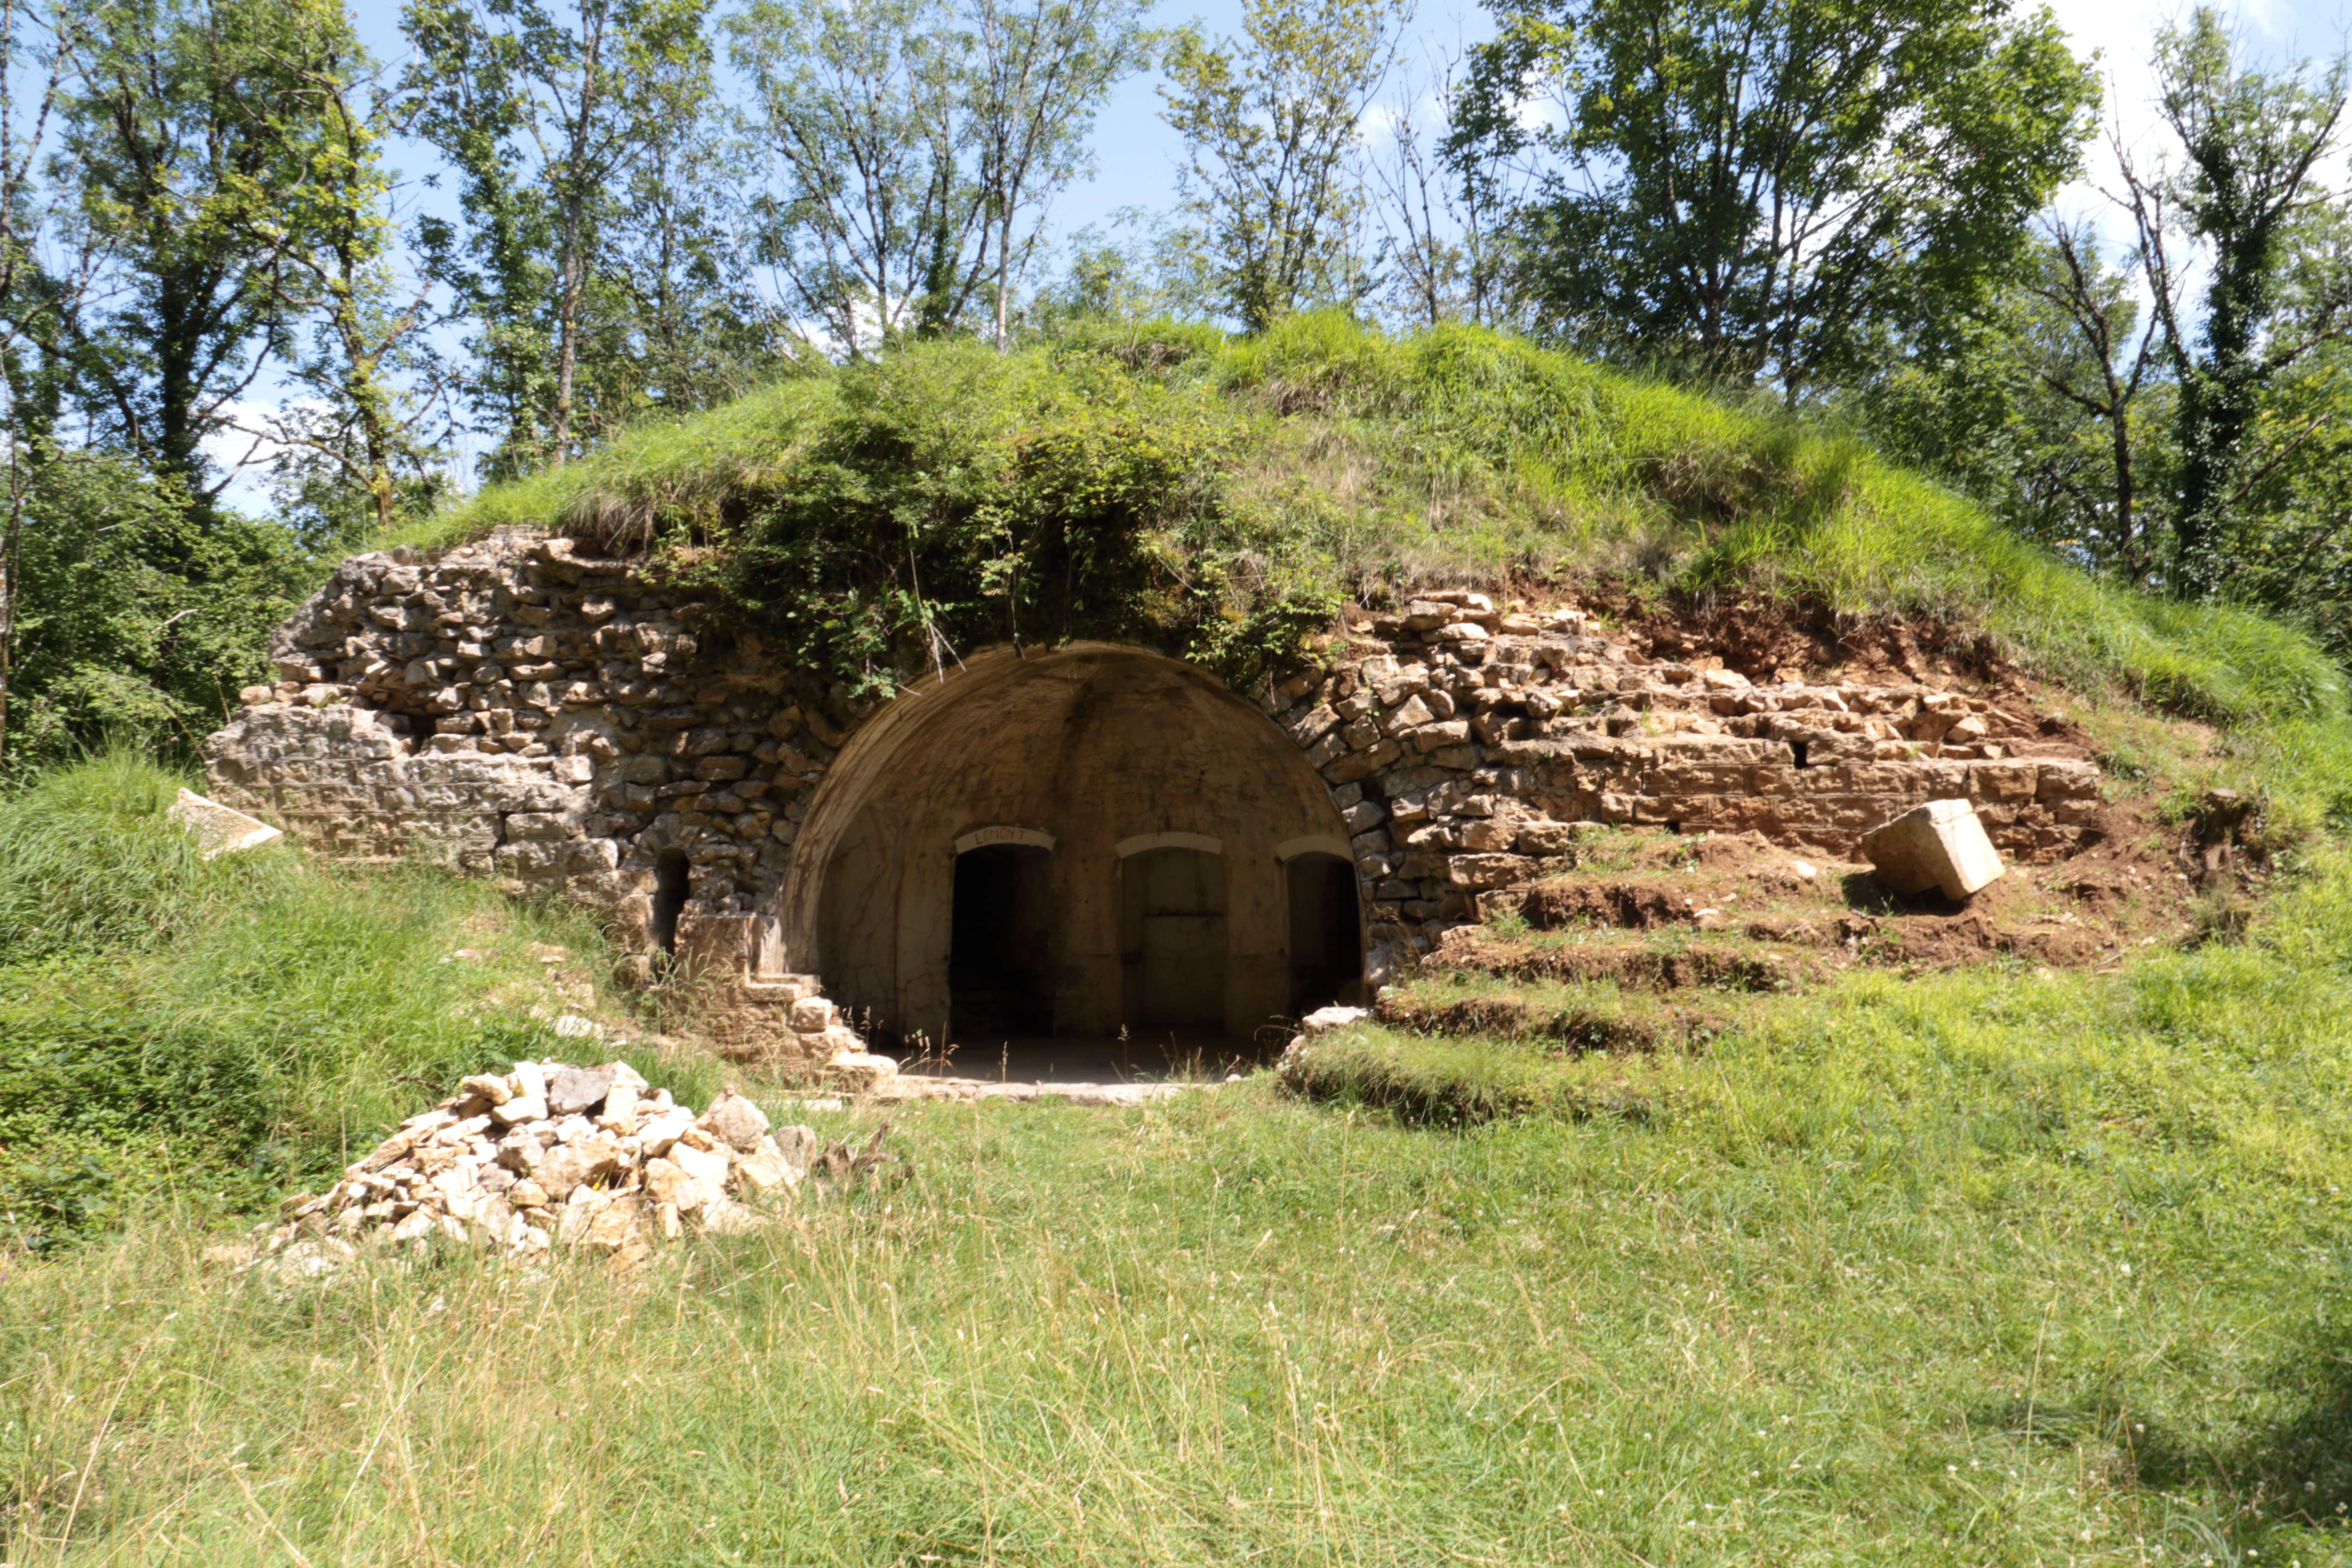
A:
0 753 692 1255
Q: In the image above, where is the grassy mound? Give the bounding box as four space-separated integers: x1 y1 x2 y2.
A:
402 315 2343 727
7 318 2351 1560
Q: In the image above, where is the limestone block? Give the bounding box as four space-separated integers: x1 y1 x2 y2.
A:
826 1049 900 1092
490 1093 548 1127
1967 760 2040 804
1445 853 1535 890
1286 704 1340 742
643 1156 704 1211
546 1065 613 1116
1374 696 1431 738
1411 720 1471 754
669 1142 734 1206
735 1150 797 1192
637 1107 694 1156
166 789 285 858
700 1089 771 1152
1460 818 1517 851
458 1073 511 1106
2035 760 2101 801
1860 799 2005 900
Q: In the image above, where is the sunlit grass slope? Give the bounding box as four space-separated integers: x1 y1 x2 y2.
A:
0 716 2349 1560
8 312 2352 1561
403 314 2342 725
5 872 2351 1561
0 754 684 1254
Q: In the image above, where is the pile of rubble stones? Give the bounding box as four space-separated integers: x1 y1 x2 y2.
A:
261 1059 822 1270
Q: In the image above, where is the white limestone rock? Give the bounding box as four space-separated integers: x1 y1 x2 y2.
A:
166 788 284 858
1861 799 2005 900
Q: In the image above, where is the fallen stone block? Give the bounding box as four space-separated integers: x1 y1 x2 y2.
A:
826 1049 899 1092
546 1064 612 1116
1299 1005 1370 1037
1860 799 2005 899
166 788 284 858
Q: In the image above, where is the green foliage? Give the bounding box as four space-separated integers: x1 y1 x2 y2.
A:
407 316 2351 729
403 0 746 474
1158 0 1407 330
6 839 2352 1555
0 752 597 1253
49 0 375 504
2146 9 2350 601
1859 15 2352 654
0 750 241 962
2 447 313 770
1446 0 2098 401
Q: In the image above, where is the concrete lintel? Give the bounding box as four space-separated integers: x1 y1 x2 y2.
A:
953 824 1057 855
1274 833 1351 863
1115 831 1223 858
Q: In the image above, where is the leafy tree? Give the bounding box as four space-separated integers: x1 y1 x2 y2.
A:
1446 0 2096 401
967 0 1154 350
1159 0 1411 332
1031 209 1221 327
2 444 308 768
1365 52 1513 330
2116 9 2349 601
581 79 787 418
729 0 988 352
37 0 373 507
0 0 87 764
404 0 715 472
227 35 452 543
1860 230 2175 587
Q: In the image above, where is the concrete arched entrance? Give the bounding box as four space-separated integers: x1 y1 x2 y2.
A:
775 643 1361 1051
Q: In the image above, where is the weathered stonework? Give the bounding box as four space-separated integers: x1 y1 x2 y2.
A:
203 534 2104 1066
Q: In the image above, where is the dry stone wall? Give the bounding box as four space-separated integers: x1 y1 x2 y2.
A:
207 529 834 921
203 535 2104 1061
1270 594 2103 961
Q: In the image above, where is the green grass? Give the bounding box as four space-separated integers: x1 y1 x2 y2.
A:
4 930 2350 1563
10 311 2352 1558
0 754 641 1254
392 315 2343 728
0 752 2348 1561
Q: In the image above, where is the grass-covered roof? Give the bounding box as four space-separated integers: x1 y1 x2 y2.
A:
404 313 2344 733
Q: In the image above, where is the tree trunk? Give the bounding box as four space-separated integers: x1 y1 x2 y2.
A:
551 13 606 466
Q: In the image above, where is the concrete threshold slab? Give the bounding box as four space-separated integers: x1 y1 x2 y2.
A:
869 1077 1229 1107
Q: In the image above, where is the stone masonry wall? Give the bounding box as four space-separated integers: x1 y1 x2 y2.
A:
1270 596 2104 960
204 533 2104 1060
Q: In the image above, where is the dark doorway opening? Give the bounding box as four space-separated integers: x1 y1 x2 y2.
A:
650 849 690 955
1286 853 1362 1012
950 845 1056 1036
1121 846 1228 1030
